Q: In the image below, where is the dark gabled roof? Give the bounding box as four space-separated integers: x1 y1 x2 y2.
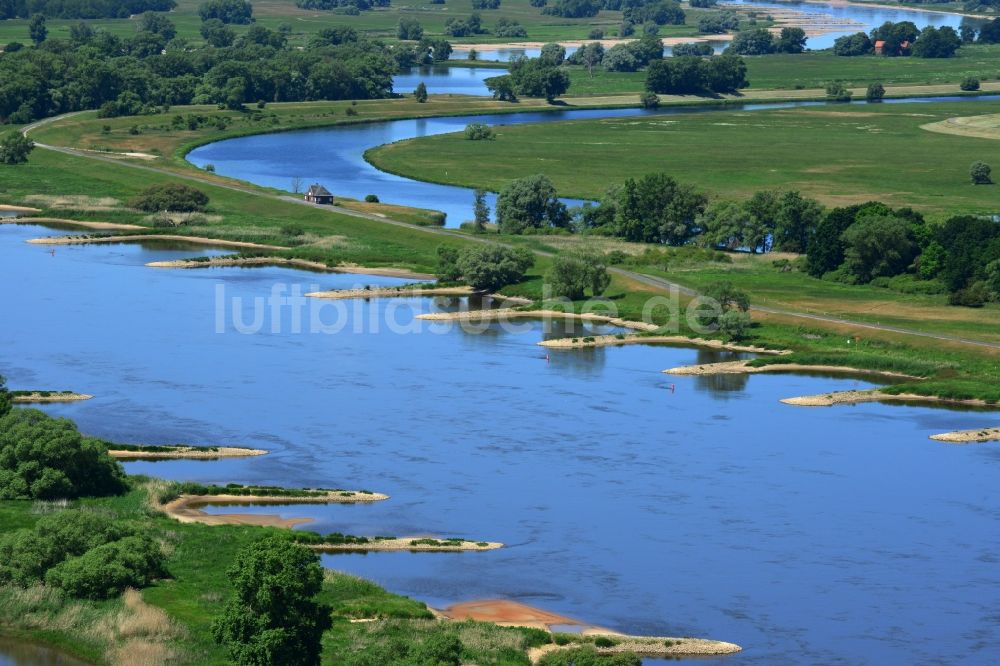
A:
307 183 332 196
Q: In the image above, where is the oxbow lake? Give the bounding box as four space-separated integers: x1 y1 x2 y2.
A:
3 222 1000 664
187 95 1000 228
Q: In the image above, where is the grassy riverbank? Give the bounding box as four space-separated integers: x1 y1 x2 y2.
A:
8 95 1000 404
0 482 551 665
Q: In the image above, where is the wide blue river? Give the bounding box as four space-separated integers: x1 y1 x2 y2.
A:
3 222 999 664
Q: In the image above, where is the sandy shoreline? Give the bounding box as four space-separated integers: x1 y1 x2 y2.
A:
437 600 740 657
12 392 93 403
781 389 991 408
542 333 787 352
0 204 42 213
3 217 144 231
416 309 659 331
160 491 389 528
27 234 288 250
109 446 267 460
664 359 918 379
306 285 474 299
146 256 436 279
929 426 1000 443
309 538 502 552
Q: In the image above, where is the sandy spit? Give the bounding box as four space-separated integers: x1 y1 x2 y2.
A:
309 538 502 553
781 390 990 408
146 256 435 279
27 234 289 250
109 446 267 460
929 427 1000 444
0 204 42 213
12 392 93 403
160 491 389 528
306 286 475 299
4 217 144 231
664 359 918 379
543 334 788 352
417 309 659 331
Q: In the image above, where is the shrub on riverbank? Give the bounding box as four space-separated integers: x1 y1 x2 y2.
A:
129 183 209 212
0 407 127 500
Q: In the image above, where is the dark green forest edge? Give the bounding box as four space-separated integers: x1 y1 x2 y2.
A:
0 378 645 666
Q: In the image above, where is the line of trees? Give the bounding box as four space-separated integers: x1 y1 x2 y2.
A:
0 18 415 123
834 22 963 58
0 0 173 19
645 54 747 95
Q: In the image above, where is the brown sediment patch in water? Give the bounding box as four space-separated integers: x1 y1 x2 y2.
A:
929 426 1000 443
417 309 659 332
306 286 476 299
3 217 143 231
543 334 788 352
781 390 990 408
108 446 267 460
664 359 919 379
27 234 288 250
159 491 389 528
438 600 581 630
12 392 93 403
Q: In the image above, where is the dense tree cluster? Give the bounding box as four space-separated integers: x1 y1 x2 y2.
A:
296 0 389 8
0 0 173 19
697 10 737 35
213 538 333 666
198 0 253 24
485 56 570 102
436 244 535 291
0 510 167 599
726 27 807 55
834 21 962 57
805 203 1000 306
645 54 747 94
599 35 663 71
496 174 570 233
444 12 486 37
0 405 128 500
0 25 405 124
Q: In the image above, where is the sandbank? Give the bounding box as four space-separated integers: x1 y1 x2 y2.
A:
27 234 288 250
929 426 1000 443
0 205 42 213
664 359 918 379
146 255 435 279
309 538 502 553
12 392 93 403
159 491 389 528
780 389 990 408
437 600 740 657
3 217 144 231
416 309 659 331
542 334 787 352
109 446 267 460
306 285 475 299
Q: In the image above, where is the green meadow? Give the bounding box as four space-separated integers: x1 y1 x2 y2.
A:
365 99 1000 218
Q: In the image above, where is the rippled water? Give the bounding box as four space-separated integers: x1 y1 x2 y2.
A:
3 222 1000 664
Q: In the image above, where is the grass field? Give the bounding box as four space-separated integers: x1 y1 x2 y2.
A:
565 45 1000 95
0 0 712 47
365 99 1000 218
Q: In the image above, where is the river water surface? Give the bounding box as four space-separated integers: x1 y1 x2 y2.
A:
3 222 999 664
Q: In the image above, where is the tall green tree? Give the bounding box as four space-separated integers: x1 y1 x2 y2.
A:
29 14 46 44
473 189 490 231
213 537 333 666
613 173 707 245
840 214 918 283
495 174 569 234
0 376 9 418
0 133 34 164
456 245 535 291
546 251 610 299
